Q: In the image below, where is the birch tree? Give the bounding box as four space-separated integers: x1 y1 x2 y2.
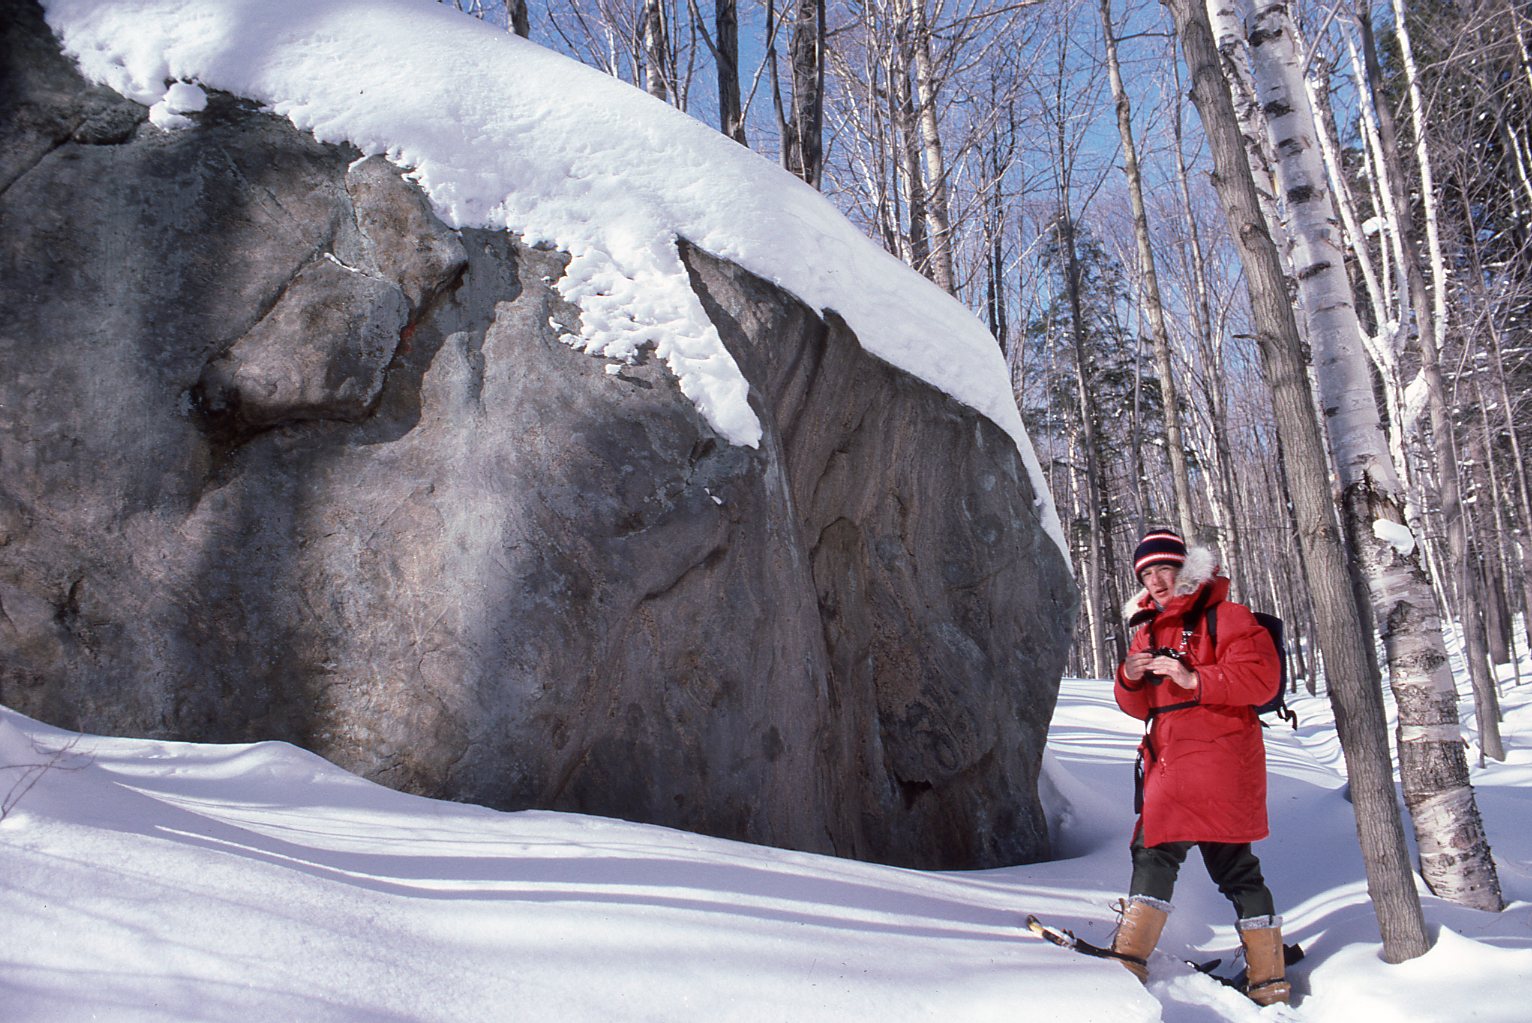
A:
1163 0 1430 962
1238 0 1501 912
641 0 669 99
1355 4 1506 761
904 0 956 292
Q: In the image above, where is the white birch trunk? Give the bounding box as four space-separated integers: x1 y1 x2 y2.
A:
1388 0 1451 355
906 1 954 294
1344 31 1412 364
1241 0 1502 912
1306 69 1413 492
642 0 668 101
1206 0 1287 245
1166 0 1431 960
1357 3 1506 763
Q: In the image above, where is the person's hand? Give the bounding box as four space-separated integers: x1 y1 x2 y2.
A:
1123 651 1156 681
1147 654 1198 691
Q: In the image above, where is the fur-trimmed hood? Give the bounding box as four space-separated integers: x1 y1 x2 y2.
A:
1122 544 1219 623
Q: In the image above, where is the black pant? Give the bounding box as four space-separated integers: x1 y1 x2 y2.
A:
1130 834 1276 920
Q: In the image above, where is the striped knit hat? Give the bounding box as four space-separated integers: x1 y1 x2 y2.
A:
1133 529 1187 579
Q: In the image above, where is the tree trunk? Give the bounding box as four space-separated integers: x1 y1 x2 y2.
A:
907 0 955 294
1165 0 1431 961
1057 206 1113 680
1308 57 1415 489
642 0 668 101
1241 0 1502 911
767 0 789 172
1099 0 1195 541
715 0 746 144
784 0 825 188
1272 444 1318 696
1481 315 1532 652
983 105 1011 351
890 48 931 273
1207 0 1287 245
1474 383 1515 668
1355 9 1506 762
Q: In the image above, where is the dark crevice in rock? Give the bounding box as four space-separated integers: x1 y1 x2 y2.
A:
373 250 471 410
896 776 933 809
0 132 69 196
52 577 82 627
812 515 855 556
643 544 729 603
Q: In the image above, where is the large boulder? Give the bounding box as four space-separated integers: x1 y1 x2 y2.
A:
0 0 1076 868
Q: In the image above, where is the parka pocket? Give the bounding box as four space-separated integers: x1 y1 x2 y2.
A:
1163 736 1237 806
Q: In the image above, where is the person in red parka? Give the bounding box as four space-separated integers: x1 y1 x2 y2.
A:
1106 529 1292 1007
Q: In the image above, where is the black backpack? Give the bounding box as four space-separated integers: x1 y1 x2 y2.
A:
1196 604 1299 729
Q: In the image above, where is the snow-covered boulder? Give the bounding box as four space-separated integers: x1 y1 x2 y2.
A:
0 0 1076 868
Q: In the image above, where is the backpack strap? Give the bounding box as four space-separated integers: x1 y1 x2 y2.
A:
1150 595 1215 719
1180 590 1218 654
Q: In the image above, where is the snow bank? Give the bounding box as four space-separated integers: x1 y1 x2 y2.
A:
7 671 1532 1021
0 699 1158 1023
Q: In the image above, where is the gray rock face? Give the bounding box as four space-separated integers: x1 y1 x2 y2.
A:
0 0 1076 868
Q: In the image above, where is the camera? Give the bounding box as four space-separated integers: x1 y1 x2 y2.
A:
1143 647 1187 686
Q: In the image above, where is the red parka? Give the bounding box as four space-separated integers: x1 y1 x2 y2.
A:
1115 553 1281 847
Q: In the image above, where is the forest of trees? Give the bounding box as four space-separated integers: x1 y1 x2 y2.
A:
444 0 1531 958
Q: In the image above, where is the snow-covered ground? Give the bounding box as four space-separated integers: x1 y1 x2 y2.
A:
3 642 1529 1022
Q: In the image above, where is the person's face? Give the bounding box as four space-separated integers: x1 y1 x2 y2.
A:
1140 563 1179 606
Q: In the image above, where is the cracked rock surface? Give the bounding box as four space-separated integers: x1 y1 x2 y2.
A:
0 0 1076 869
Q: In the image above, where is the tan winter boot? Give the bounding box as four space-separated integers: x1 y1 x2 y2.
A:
1238 915 1293 1006
1110 897 1171 983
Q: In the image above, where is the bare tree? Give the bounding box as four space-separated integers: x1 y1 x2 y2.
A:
1237 0 1501 912
904 0 955 291
1161 0 1430 962
439 1 527 37
715 0 746 142
1096 0 1195 541
641 0 669 99
776 0 826 186
1355 4 1506 762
